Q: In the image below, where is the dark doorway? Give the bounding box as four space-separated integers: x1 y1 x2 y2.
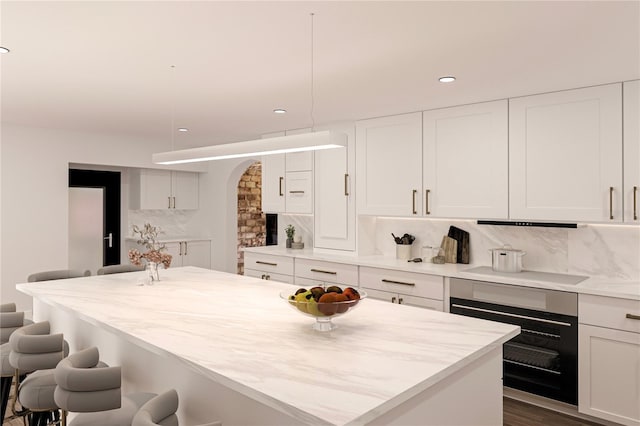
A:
69 169 121 266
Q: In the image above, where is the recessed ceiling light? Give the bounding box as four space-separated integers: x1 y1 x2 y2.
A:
439 76 456 83
178 128 189 132
0 47 10 54
273 109 287 114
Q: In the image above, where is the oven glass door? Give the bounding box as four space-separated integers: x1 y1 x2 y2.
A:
450 297 578 405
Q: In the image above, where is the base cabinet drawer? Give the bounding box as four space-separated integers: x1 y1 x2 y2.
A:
244 253 294 276
578 324 640 426
359 267 444 300
244 268 294 285
579 294 640 333
364 288 443 311
294 259 358 286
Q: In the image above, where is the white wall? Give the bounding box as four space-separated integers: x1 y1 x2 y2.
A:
0 124 207 310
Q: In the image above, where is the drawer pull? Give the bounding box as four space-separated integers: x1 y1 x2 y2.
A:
310 268 337 275
398 297 404 304
381 279 415 287
634 186 638 221
289 190 305 194
256 261 277 266
412 189 417 215
391 296 397 303
626 313 640 320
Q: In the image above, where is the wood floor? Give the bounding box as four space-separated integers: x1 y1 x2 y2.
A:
2 395 606 426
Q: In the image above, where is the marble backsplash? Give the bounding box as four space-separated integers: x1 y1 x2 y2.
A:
278 214 314 248
128 210 195 238
365 218 640 281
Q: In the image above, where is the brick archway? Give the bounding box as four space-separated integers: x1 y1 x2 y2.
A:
237 161 265 274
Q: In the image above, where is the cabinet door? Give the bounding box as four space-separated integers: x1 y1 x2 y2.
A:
172 172 199 210
423 100 508 219
509 84 623 222
261 154 286 213
164 242 183 267
284 128 314 171
134 169 173 210
314 123 356 251
285 171 312 214
624 80 639 223
578 325 640 426
356 112 423 216
183 240 211 269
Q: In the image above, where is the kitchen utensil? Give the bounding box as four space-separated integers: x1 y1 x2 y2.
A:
407 257 423 263
391 233 402 244
489 244 526 272
447 226 470 264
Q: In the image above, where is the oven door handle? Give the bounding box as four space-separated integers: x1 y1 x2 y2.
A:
451 303 572 327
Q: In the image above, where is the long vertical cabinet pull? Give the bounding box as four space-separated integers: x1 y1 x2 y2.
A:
184 242 188 256
425 189 431 215
168 197 172 209
279 177 284 196
172 197 176 209
609 187 614 220
179 242 183 256
344 174 349 196
412 190 417 215
634 186 638 220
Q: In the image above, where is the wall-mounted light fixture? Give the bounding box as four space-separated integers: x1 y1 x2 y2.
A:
152 130 346 165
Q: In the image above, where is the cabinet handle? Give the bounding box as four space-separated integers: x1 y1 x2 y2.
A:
609 187 614 220
310 268 337 275
184 241 188 256
425 189 431 215
412 190 417 215
381 279 415 286
261 274 265 279
634 186 638 221
626 313 640 320
391 296 397 303
344 174 349 196
279 177 284 196
265 274 271 280
168 196 172 209
256 261 277 266
173 197 176 209
289 190 305 194
398 297 404 304
179 242 183 256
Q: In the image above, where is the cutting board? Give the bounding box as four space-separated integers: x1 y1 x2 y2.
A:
440 236 458 263
447 226 470 264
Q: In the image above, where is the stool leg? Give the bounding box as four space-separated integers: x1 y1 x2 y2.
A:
1 375 12 420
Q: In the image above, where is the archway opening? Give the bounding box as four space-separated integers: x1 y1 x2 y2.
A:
236 161 265 274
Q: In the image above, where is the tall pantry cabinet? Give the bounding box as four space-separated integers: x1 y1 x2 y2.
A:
624 80 639 223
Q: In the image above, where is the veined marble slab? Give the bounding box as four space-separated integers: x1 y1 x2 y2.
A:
17 267 518 426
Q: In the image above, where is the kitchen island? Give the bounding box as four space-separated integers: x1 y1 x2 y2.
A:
17 267 519 425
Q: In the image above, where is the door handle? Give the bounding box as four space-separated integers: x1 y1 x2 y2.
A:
634 186 638 221
279 177 284 196
425 189 431 215
344 174 349 196
412 189 417 215
168 196 172 209
183 241 188 256
103 233 112 248
609 187 614 220
179 242 183 256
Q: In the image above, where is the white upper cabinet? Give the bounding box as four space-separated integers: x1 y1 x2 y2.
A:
261 131 286 213
314 123 356 251
509 83 623 222
624 80 639 223
356 112 423 216
423 100 508 219
130 169 198 210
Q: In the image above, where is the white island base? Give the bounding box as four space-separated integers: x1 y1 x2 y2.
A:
20 267 518 426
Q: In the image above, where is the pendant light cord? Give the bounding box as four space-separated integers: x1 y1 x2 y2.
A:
170 65 176 150
310 12 315 132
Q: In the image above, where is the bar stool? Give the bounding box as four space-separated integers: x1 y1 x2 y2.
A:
8 321 68 425
132 389 222 426
97 264 144 275
1 303 33 421
55 346 156 426
27 269 91 282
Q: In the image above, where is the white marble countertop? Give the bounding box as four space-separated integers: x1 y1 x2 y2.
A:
243 246 640 301
17 267 518 426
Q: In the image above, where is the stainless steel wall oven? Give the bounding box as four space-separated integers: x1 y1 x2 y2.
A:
450 278 578 405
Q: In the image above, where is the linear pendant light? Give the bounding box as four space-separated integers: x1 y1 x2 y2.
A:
152 130 346 165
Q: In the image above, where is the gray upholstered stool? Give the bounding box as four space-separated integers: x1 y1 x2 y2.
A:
55 346 156 426
8 321 68 425
27 269 91 282
1 303 34 420
97 264 145 275
132 389 222 426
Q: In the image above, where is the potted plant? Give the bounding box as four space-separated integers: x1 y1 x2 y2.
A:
285 225 295 248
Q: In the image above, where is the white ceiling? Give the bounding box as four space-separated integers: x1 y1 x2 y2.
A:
1 1 639 150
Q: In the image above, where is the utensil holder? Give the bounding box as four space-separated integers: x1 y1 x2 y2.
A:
396 244 412 260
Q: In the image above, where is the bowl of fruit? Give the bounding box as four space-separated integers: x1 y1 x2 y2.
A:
281 285 366 331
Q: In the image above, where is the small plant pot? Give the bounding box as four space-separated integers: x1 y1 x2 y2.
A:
286 238 293 248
